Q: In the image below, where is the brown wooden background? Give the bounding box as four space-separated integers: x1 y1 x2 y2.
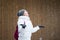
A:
0 0 60 40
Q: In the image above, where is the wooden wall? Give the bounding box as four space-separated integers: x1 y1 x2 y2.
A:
0 0 60 40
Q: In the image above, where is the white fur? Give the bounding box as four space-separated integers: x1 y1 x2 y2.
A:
17 16 40 40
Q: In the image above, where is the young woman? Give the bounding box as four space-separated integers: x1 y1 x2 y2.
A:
16 9 44 40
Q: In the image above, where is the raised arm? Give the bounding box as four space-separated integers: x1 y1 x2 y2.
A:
31 26 40 33
31 26 44 33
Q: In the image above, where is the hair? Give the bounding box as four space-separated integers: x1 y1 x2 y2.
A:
17 9 26 16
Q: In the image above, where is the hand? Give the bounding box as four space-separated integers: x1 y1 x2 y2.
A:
39 26 45 29
20 24 26 28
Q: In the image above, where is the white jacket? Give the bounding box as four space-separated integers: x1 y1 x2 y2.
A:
17 16 40 40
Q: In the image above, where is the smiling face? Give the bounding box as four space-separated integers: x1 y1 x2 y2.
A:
24 10 29 16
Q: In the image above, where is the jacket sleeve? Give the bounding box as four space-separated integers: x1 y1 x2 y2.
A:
31 26 40 33
17 19 24 32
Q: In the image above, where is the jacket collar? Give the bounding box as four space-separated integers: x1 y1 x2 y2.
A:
18 16 30 20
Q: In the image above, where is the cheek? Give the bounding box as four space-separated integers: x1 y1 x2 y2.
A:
26 13 29 16
27 13 29 15
25 13 29 16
